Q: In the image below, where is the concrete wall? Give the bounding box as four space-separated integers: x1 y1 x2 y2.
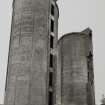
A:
56 29 95 105
4 0 58 105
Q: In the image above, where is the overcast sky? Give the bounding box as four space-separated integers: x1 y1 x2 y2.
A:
0 0 105 104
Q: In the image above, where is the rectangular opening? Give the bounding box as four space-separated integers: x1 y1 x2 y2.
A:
50 35 54 48
49 72 53 87
51 4 54 16
50 19 54 32
88 72 90 81
48 91 53 105
50 54 53 68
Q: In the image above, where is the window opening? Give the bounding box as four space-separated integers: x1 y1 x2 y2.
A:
51 4 54 16
49 72 53 87
50 19 54 32
50 35 54 48
50 54 53 68
48 91 53 105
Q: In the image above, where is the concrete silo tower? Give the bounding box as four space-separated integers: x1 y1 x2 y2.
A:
56 28 95 105
4 0 59 105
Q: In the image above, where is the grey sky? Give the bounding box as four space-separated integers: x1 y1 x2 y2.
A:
0 0 105 104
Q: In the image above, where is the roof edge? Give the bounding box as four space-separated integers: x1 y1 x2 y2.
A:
58 28 92 44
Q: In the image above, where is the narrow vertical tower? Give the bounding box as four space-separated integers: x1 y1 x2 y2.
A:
4 0 59 105
56 28 95 105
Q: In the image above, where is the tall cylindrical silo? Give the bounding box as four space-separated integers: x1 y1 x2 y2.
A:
4 0 59 105
56 28 95 105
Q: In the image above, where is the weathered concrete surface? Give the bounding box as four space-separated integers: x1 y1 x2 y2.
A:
56 28 95 105
4 0 58 105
